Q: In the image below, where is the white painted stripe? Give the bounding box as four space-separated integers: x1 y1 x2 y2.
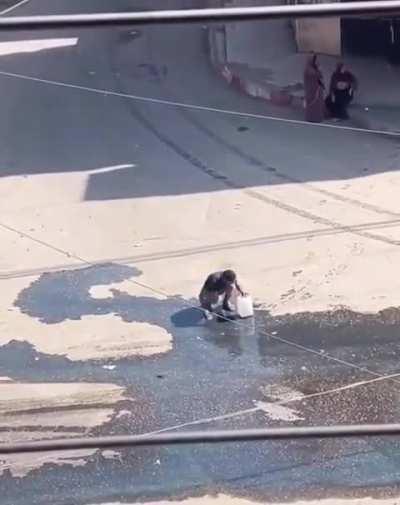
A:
0 0 30 15
0 69 398 138
0 38 78 56
86 163 135 174
142 372 400 436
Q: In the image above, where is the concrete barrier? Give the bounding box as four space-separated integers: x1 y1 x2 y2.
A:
207 25 304 111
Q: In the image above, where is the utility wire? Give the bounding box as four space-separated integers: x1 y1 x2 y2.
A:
0 2 399 30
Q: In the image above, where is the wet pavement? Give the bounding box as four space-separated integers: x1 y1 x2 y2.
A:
3 264 400 504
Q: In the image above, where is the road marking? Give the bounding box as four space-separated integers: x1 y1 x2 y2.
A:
0 68 398 137
86 163 135 174
142 372 400 436
0 38 78 56
0 0 30 15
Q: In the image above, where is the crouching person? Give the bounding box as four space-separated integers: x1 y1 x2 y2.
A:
199 269 244 320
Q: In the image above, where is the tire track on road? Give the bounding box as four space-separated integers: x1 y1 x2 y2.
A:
2 217 400 280
176 105 400 220
138 21 397 222
113 79 400 248
106 37 400 248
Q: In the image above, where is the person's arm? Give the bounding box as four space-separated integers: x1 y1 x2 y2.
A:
235 281 245 296
350 72 358 92
202 274 214 292
222 292 231 311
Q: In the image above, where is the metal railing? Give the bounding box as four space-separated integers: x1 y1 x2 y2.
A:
0 1 399 30
2 425 400 454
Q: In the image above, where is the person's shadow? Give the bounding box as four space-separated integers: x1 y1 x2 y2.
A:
170 307 204 328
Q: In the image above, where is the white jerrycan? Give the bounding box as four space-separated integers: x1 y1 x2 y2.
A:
235 294 254 319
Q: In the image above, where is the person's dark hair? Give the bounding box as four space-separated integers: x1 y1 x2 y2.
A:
222 269 236 283
308 53 318 68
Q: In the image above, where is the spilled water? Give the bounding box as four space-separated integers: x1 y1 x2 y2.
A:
3 263 400 503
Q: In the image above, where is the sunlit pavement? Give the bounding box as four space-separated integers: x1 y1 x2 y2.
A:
2 0 400 504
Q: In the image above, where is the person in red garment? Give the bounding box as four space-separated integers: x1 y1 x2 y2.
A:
304 54 326 123
199 270 244 320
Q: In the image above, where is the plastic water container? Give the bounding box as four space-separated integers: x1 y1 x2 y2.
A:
235 295 254 319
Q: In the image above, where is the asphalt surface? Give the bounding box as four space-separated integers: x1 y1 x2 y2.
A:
2 1 400 504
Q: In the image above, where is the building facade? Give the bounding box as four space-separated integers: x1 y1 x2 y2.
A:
291 0 400 62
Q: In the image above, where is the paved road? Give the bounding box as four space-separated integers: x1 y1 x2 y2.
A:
2 1 400 504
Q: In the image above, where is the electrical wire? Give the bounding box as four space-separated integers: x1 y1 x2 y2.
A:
0 1 399 30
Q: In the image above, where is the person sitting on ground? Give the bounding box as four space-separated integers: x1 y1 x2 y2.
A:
325 62 358 120
199 269 244 319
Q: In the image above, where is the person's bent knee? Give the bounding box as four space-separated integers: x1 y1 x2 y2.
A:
200 289 218 310
199 289 210 309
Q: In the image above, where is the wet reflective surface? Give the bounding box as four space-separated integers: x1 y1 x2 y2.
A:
3 264 400 503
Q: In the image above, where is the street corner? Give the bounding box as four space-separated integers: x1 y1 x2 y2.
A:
0 262 188 362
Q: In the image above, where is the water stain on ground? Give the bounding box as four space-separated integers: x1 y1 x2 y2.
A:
5 264 400 502
10 262 400 384
14 263 191 331
261 306 400 361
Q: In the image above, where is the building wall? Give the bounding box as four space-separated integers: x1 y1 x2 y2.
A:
223 0 342 61
294 16 341 55
224 0 296 67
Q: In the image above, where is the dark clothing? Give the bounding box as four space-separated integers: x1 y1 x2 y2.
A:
326 68 357 119
200 271 242 311
329 69 357 95
203 271 233 294
325 91 352 119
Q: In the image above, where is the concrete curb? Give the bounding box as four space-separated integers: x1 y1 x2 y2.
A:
206 27 400 132
208 26 304 110
218 62 304 109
